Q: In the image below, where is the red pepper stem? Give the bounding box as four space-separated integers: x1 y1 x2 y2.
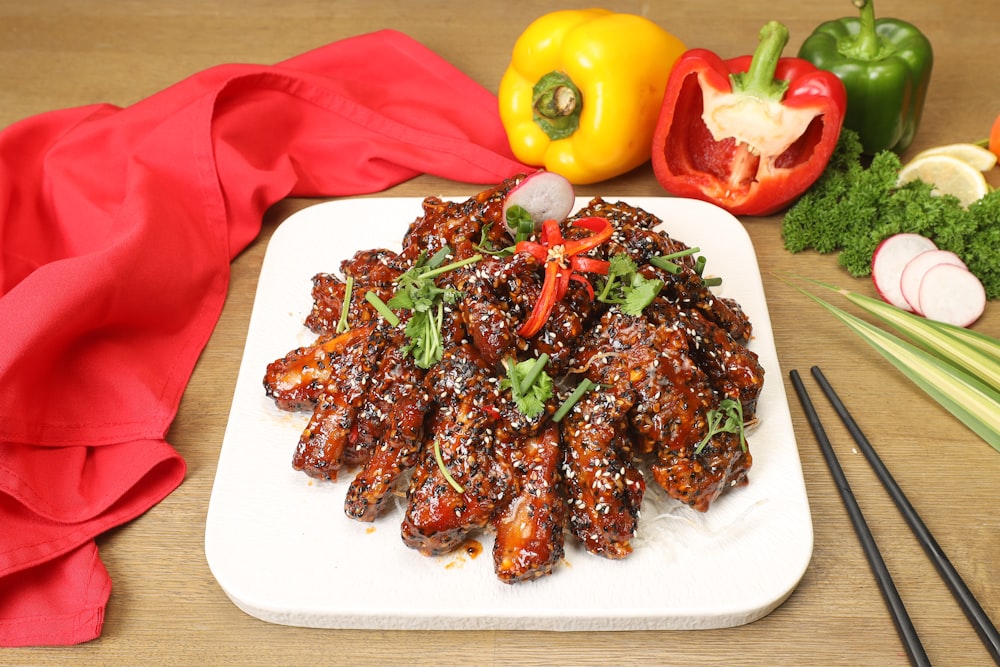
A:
849 0 882 61
730 21 791 101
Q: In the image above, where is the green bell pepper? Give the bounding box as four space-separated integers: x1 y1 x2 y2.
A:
798 0 932 155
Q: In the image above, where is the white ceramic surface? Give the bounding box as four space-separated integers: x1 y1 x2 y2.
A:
205 196 813 631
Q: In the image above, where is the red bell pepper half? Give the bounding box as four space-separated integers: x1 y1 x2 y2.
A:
651 21 847 216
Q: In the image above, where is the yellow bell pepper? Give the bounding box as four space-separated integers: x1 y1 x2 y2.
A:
498 9 686 185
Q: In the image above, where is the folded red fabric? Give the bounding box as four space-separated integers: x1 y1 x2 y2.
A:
0 29 526 646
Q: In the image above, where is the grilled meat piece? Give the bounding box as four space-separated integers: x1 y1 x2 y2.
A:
625 317 752 512
575 308 752 513
291 327 387 480
304 248 403 335
492 422 566 583
264 181 765 583
263 325 374 411
645 298 764 419
451 254 531 368
656 265 754 345
400 344 507 556
560 386 646 559
560 311 659 558
651 431 750 513
400 178 515 263
344 330 429 521
572 197 754 343
573 197 695 267
342 326 417 467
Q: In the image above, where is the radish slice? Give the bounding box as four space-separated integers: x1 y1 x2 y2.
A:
916 263 987 327
899 249 968 314
871 233 938 310
502 170 575 235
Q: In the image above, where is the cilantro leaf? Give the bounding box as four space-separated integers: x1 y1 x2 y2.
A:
473 221 515 257
383 248 481 368
597 252 663 315
501 354 553 418
621 275 664 315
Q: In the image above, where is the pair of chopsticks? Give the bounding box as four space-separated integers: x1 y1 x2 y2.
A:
790 366 1000 667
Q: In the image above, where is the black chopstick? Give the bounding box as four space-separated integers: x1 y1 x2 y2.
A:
810 366 1000 665
789 369 930 667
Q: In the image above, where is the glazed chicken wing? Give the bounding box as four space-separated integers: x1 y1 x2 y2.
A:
492 422 566 583
291 327 387 480
400 344 507 556
344 330 429 521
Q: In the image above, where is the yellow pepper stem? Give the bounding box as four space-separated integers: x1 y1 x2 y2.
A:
532 71 582 140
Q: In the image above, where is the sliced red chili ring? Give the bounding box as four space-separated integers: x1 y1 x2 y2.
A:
569 273 596 300
564 217 612 255
515 216 613 338
515 240 548 263
518 258 562 337
570 256 610 274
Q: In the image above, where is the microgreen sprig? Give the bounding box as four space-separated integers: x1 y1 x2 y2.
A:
695 398 747 454
473 221 516 257
433 440 465 493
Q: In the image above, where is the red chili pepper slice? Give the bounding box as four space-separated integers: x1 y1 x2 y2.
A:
516 216 612 338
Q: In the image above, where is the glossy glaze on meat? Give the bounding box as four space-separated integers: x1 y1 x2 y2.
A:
263 177 765 583
492 422 566 583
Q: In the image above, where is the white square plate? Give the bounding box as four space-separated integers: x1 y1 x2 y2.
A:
205 196 812 631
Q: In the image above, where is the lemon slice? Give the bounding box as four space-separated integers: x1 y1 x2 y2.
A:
910 143 998 172
897 154 990 208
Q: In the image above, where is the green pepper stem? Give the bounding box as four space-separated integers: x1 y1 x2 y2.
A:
730 21 791 101
851 0 882 60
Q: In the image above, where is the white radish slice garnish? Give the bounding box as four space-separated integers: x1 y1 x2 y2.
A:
899 249 968 314
916 263 987 327
871 233 938 310
502 170 575 235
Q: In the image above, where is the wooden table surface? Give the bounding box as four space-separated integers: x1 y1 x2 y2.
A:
3 1 998 665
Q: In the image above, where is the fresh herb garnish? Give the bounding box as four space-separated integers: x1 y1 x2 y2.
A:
501 354 553 418
649 247 722 287
695 398 746 454
649 247 699 274
505 204 536 244
336 275 354 333
473 222 515 257
370 248 481 369
781 128 999 300
515 217 612 337
552 378 598 422
433 440 465 493
400 300 450 369
365 290 400 326
596 253 664 315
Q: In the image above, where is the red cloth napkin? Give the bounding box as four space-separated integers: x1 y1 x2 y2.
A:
0 29 526 646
